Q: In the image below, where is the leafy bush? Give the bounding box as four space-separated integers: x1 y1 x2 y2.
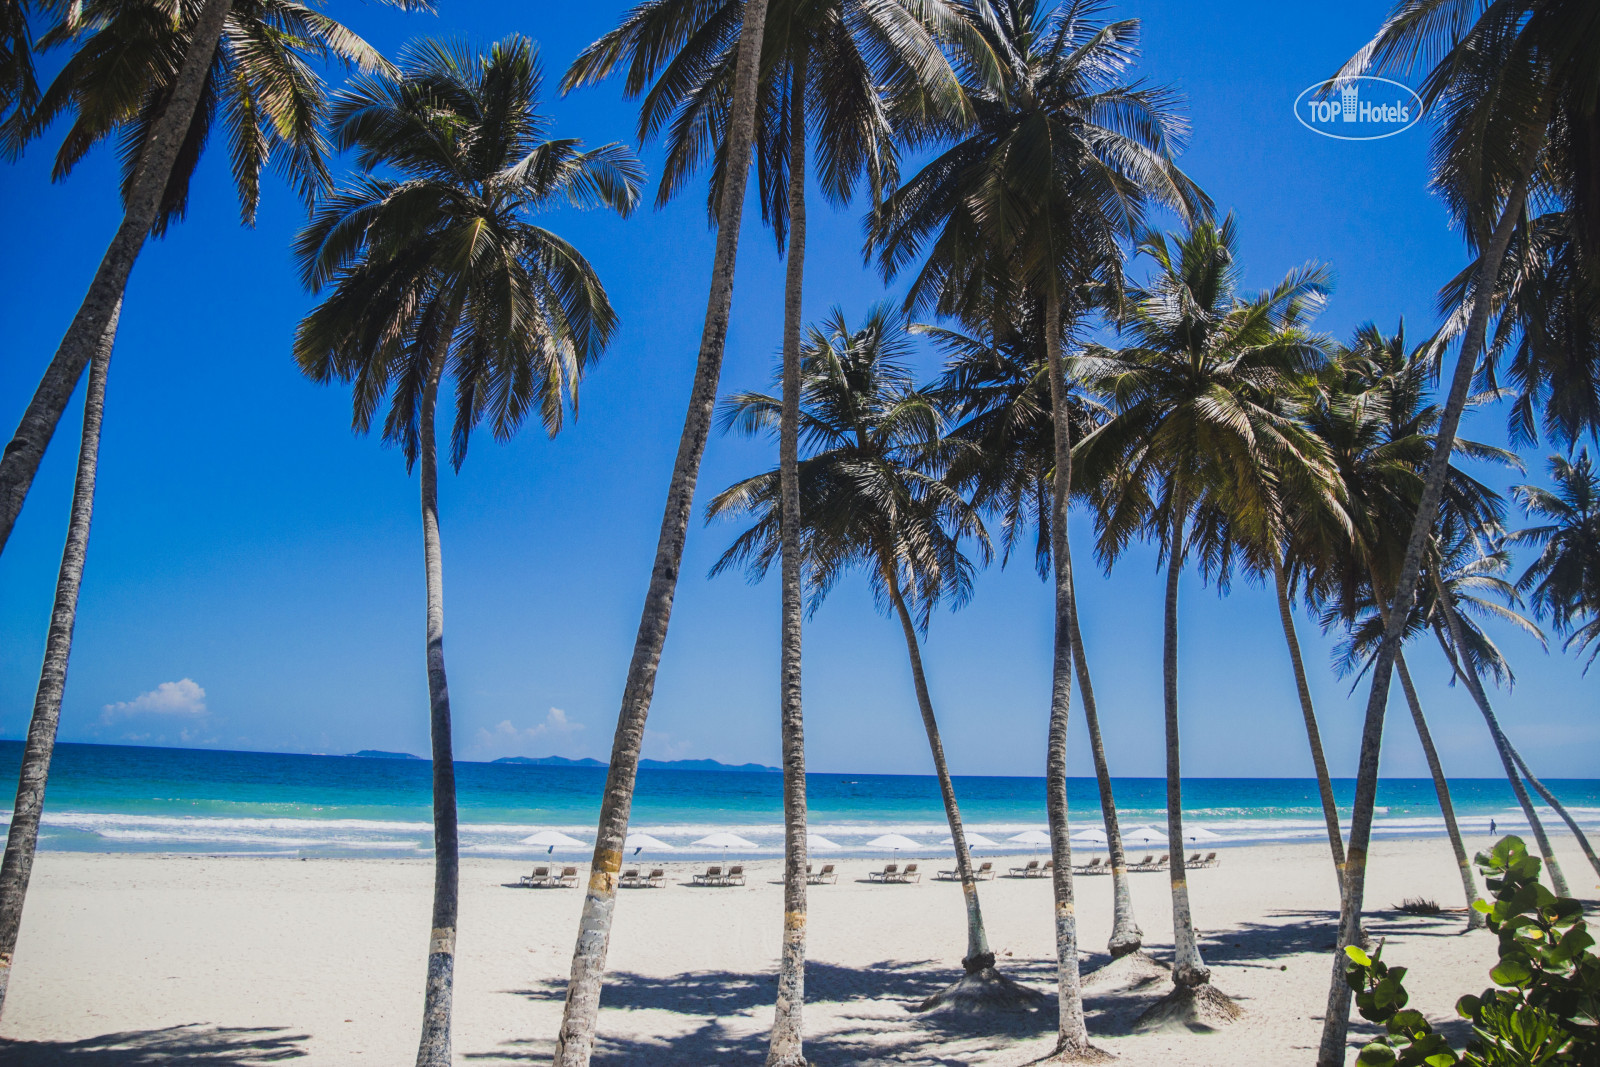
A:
1343 836 1600 1066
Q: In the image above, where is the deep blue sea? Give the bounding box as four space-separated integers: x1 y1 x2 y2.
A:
3 742 1595 859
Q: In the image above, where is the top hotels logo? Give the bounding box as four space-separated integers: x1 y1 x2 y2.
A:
1294 76 1424 140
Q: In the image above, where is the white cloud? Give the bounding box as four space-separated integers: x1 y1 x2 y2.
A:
473 707 584 756
103 679 207 722
643 729 692 761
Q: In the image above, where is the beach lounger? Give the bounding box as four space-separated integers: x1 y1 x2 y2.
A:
1184 853 1202 868
555 866 579 887
619 869 654 888
897 863 921 883
1130 854 1154 870
519 865 552 888
807 863 837 884
725 865 746 886
1152 855 1169 870
1202 851 1219 867
975 861 994 880
1041 860 1053 875
693 866 724 886
1009 860 1040 877
1075 857 1103 874
645 868 665 887
868 863 899 883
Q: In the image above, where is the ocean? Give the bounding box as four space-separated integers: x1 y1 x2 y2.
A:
4 742 1595 859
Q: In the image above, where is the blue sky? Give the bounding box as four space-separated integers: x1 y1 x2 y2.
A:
0 0 1593 779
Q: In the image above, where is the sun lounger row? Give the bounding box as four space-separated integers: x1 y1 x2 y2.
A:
935 861 995 881
519 866 578 888
619 868 665 888
691 865 746 886
867 862 921 883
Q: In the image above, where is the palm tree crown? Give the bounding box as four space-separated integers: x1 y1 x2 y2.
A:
294 36 642 466
1511 449 1600 668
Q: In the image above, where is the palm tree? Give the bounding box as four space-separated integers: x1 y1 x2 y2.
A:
566 6 961 1057
0 301 119 1018
0 0 41 126
925 311 1151 964
1512 450 1600 670
710 305 1049 1015
292 38 640 1065
866 2 1203 1049
0 0 411 556
1323 3 1599 1053
1076 215 1334 1028
550 1 771 1060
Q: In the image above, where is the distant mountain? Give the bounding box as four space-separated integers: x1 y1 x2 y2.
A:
493 755 778 773
346 750 421 760
494 755 605 768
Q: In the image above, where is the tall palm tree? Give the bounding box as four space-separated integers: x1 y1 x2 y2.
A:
292 38 640 1065
566 7 961 1057
1322 3 1599 1054
1512 450 1600 670
550 1 771 1061
1076 215 1334 1028
0 0 41 126
0 301 119 1018
925 311 1150 964
710 305 1048 1014
0 0 412 556
867 2 1203 1049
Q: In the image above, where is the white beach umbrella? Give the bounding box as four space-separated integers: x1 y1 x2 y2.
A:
624 832 675 855
691 831 760 860
866 833 923 856
1122 825 1169 847
806 833 843 851
1071 827 1109 847
941 832 999 849
1007 829 1052 848
520 829 587 854
1184 826 1223 843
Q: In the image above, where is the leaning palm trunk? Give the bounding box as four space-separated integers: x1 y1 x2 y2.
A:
1316 139 1542 1067
766 58 808 1067
1508 746 1600 882
1431 592 1571 898
0 0 234 556
0 304 117 1018
1040 286 1095 1056
552 3 770 1062
1393 650 1483 929
415 323 462 1067
1271 553 1347 907
1135 501 1238 1031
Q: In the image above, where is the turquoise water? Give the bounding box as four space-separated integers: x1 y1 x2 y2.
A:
5 742 1595 858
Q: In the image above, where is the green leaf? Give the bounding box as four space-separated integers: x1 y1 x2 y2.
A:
1490 958 1532 986
1355 1042 1398 1067
1347 945 1373 966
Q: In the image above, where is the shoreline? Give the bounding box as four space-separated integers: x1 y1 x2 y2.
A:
3 835 1593 1065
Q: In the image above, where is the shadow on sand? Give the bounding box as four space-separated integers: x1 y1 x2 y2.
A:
0 1025 309 1065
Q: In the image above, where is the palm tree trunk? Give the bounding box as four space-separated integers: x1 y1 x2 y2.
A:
0 0 233 556
886 574 990 972
415 315 462 1067
1271 552 1347 907
1508 746 1600 882
1041 284 1092 1053
1430 594 1571 898
1159 502 1207 990
0 303 118 1019
766 56 808 1067
1316 136 1542 1067
1393 650 1483 929
551 2 770 1062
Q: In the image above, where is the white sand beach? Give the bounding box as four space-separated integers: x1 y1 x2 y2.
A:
1 836 1592 1065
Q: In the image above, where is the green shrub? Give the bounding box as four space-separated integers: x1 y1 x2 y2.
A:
1343 836 1600 1066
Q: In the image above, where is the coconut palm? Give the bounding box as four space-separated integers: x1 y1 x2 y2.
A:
0 0 40 126
1512 450 1600 669
292 38 640 1065
1075 215 1334 1028
549 2 770 1061
925 309 1153 964
566 5 961 1055
866 1 1203 1048
710 305 1048 1015
1324 3 1600 1053
0 303 119 1018
0 0 410 557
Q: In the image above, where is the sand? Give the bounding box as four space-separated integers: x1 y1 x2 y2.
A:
1 836 1593 1065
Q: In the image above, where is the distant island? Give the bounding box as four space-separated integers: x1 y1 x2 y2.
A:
493 755 778 773
345 750 422 760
